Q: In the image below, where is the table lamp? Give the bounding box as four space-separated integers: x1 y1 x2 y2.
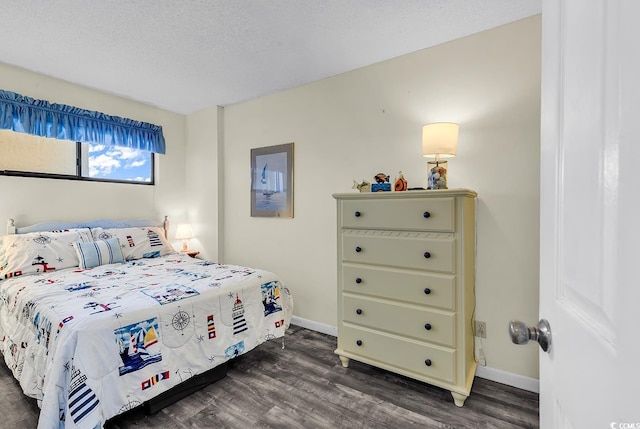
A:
175 223 194 252
422 122 459 189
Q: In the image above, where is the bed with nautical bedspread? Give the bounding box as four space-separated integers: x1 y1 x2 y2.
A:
0 223 293 428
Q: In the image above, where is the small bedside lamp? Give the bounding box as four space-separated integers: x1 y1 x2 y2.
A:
175 223 194 252
422 122 459 190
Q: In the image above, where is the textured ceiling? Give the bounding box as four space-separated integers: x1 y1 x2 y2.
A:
1 0 541 114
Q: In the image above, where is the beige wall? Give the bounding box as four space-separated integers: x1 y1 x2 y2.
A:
184 106 224 261
222 16 541 379
0 62 187 245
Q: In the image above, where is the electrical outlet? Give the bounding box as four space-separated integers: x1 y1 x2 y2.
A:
475 321 487 338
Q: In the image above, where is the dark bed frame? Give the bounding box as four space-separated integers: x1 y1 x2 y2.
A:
142 362 228 415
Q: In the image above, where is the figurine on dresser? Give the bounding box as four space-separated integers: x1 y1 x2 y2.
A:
371 173 391 192
394 171 408 191
352 179 371 193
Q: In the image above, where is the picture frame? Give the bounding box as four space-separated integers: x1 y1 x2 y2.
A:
250 143 294 218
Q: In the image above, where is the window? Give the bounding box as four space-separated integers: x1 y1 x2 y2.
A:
0 130 154 184
82 143 153 183
0 130 76 175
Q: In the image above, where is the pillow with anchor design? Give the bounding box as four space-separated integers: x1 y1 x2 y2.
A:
0 230 90 280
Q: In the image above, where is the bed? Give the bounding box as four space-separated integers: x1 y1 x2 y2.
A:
0 218 293 428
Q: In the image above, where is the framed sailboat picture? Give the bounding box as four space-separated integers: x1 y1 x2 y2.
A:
251 143 294 218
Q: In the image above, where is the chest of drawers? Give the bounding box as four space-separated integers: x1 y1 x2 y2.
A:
333 189 477 406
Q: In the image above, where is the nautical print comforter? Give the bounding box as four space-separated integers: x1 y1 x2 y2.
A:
0 254 293 428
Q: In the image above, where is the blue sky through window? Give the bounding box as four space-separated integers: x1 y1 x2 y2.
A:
86 143 152 182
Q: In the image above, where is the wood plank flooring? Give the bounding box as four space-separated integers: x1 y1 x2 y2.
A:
0 325 539 428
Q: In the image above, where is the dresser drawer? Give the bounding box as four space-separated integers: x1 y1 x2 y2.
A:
343 295 455 347
342 232 455 273
341 198 454 232
339 325 456 384
342 264 455 311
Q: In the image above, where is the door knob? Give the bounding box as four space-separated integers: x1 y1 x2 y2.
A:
509 319 552 352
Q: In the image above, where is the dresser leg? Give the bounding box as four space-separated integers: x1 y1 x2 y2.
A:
338 355 350 368
451 392 467 407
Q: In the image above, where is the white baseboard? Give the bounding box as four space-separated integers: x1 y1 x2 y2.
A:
291 316 337 337
290 316 539 394
475 365 539 393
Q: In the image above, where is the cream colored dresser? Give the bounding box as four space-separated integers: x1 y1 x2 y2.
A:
333 189 477 407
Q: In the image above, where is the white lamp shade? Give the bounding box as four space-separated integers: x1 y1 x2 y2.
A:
422 122 459 158
175 223 194 240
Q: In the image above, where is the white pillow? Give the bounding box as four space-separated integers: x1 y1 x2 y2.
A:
50 228 93 243
91 226 175 261
0 230 88 280
74 238 125 269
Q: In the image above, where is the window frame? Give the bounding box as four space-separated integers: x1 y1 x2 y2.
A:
0 141 156 185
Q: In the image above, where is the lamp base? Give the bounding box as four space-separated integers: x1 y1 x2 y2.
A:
427 160 448 190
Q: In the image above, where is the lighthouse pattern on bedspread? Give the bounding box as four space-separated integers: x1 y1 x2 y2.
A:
0 254 293 429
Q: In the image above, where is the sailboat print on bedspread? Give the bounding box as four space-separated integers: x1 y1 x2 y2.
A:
261 281 283 316
115 317 162 376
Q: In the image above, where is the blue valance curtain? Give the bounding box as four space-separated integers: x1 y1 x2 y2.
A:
0 89 166 154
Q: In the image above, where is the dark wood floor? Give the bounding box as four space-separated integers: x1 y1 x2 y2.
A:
1 325 538 428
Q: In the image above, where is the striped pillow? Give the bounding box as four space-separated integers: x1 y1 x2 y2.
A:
74 238 125 269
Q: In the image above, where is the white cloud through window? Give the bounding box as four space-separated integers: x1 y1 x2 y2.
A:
87 143 151 181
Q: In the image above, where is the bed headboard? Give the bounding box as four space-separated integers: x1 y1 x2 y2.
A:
6 219 15 235
6 216 170 238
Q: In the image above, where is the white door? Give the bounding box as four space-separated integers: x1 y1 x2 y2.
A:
540 0 640 427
